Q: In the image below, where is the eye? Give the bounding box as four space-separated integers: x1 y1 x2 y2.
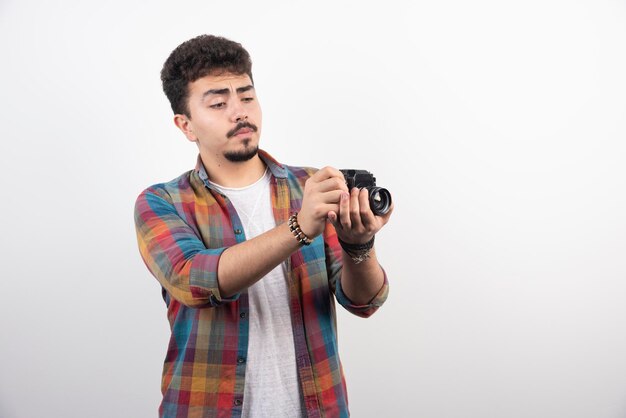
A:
209 102 226 109
241 97 255 103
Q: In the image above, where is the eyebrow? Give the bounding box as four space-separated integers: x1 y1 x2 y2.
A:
201 85 255 100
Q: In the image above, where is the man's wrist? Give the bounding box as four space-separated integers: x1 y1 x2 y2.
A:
338 235 375 264
288 213 313 246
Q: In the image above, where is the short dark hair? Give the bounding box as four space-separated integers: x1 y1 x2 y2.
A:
160 35 253 117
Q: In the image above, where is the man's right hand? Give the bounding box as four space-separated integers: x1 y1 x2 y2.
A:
298 167 349 239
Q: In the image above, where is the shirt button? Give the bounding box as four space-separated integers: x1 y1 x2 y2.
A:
234 399 242 406
234 228 242 235
240 312 247 319
237 356 246 364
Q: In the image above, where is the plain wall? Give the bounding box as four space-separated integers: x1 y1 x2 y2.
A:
1 0 625 417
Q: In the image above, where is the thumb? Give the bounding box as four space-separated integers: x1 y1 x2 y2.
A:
327 211 340 229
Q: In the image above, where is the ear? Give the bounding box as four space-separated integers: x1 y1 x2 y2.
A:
173 114 197 143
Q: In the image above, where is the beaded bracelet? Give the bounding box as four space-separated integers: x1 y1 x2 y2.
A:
288 213 313 246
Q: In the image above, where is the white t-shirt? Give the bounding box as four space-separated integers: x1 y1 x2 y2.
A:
211 168 305 418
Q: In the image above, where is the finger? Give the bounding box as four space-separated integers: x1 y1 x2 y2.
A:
319 203 340 218
324 166 345 181
316 177 349 194
313 190 344 206
327 211 340 230
312 166 344 182
358 188 376 229
349 187 363 229
303 203 340 225
338 191 351 229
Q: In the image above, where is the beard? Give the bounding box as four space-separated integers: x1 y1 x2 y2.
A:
223 141 259 162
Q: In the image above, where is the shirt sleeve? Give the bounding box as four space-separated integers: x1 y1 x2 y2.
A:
134 187 240 308
323 222 389 318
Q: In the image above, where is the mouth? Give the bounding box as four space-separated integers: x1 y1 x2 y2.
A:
227 122 258 139
234 128 253 136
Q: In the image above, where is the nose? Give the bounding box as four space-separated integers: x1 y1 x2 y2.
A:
231 101 248 123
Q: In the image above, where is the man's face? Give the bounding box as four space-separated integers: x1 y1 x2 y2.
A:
179 72 262 163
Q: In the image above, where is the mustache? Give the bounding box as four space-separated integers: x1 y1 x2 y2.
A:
226 121 258 138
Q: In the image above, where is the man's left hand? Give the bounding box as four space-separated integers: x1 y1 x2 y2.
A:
327 187 393 244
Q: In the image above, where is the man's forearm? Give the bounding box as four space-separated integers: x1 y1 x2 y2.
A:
339 248 385 305
217 222 301 298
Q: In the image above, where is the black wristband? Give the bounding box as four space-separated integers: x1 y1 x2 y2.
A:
337 235 375 252
337 236 375 264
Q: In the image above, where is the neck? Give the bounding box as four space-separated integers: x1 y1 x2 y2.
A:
199 151 266 188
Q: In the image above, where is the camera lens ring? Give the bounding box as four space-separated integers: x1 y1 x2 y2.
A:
368 187 392 216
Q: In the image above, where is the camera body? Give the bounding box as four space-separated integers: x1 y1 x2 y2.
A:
339 169 392 216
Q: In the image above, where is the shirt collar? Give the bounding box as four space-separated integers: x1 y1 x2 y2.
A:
195 149 287 185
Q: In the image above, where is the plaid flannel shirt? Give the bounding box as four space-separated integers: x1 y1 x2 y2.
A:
134 150 389 418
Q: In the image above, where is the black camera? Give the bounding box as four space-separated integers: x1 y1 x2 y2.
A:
339 169 392 216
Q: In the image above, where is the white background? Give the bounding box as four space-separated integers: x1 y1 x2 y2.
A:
1 1 626 417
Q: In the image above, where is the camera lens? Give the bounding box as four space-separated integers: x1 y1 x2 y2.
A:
368 187 392 216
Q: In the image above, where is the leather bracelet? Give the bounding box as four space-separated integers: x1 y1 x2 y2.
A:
337 236 375 264
288 213 313 246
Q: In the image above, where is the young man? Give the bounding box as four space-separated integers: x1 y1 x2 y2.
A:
134 35 393 418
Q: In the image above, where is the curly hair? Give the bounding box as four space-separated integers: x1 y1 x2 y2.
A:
161 35 253 117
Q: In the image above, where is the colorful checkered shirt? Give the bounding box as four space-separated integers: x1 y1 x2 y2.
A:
134 150 389 418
